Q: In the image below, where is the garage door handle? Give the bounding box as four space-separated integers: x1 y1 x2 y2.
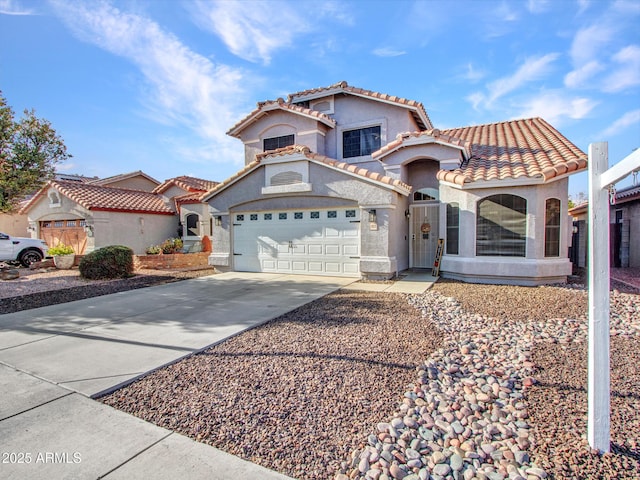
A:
349 256 360 259
233 253 242 256
349 220 360 223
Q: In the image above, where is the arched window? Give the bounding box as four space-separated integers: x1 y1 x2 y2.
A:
185 213 199 237
545 198 561 257
476 194 527 257
446 203 459 255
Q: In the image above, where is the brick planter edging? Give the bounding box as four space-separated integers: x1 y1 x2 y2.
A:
135 252 209 270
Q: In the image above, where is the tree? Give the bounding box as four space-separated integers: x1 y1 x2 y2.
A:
0 92 71 212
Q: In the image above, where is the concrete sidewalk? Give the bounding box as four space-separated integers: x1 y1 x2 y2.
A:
1 272 354 480
343 270 438 294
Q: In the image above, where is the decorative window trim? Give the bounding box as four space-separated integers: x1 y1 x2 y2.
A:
262 183 312 195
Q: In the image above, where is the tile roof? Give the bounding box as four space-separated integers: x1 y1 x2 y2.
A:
154 175 219 194
227 99 336 138
20 180 174 215
88 170 160 187
202 144 411 201
437 117 587 186
287 81 433 130
373 129 471 160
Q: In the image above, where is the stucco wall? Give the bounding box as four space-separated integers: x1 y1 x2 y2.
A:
206 159 407 277
238 111 326 165
92 211 177 255
102 177 158 192
439 178 572 284
0 213 29 237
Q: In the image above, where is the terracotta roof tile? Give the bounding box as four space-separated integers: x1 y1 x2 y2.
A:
20 180 174 215
437 118 587 185
154 175 219 194
373 129 472 159
203 145 411 200
227 99 336 138
287 81 433 130
88 170 160 187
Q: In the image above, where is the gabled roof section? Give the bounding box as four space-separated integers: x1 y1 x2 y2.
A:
88 170 161 187
372 129 471 161
20 180 174 215
226 99 337 138
437 117 587 186
201 144 411 201
154 175 219 195
288 81 433 130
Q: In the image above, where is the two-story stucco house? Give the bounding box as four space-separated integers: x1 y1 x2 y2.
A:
202 81 587 285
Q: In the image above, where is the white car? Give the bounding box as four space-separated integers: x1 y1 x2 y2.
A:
0 232 49 267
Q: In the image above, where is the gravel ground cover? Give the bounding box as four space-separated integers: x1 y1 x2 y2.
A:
101 291 444 480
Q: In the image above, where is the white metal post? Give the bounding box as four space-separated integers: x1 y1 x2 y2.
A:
587 142 610 453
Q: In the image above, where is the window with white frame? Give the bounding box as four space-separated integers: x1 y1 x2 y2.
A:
544 198 561 257
476 194 527 257
446 203 460 255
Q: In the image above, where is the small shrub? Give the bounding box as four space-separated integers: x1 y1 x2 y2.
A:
146 245 162 255
161 237 183 254
79 245 134 280
47 243 74 256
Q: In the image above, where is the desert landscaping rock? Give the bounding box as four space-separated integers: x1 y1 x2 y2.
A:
7 269 637 479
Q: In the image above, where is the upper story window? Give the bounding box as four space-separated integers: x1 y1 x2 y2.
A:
263 134 294 152
476 194 527 257
343 126 381 158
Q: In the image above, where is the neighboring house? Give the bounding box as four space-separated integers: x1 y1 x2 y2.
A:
570 183 640 269
20 172 219 256
153 176 219 252
202 81 587 285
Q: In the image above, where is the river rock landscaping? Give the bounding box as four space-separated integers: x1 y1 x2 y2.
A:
99 279 639 480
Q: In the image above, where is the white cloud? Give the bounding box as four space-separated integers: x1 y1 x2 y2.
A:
569 24 615 66
462 63 485 82
470 54 560 109
527 0 551 14
372 47 406 58
603 45 640 92
189 0 310 65
564 60 604 88
515 90 597 124
600 109 640 137
0 0 34 15
50 0 247 163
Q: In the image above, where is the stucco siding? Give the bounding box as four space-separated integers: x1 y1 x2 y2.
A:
92 211 177 255
102 177 158 192
0 213 29 237
439 179 571 284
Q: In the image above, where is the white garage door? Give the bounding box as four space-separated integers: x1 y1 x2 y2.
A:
233 208 360 277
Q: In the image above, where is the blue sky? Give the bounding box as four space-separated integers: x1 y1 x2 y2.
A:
1 0 638 198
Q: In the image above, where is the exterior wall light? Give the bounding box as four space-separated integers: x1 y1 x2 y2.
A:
368 209 377 223
215 216 222 226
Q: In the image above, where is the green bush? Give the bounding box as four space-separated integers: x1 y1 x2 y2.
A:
79 245 134 280
145 244 161 255
161 237 183 254
47 243 74 256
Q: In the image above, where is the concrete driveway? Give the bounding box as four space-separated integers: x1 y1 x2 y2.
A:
0 272 354 479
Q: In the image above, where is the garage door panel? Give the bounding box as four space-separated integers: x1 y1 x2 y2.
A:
233 208 360 277
344 245 358 255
